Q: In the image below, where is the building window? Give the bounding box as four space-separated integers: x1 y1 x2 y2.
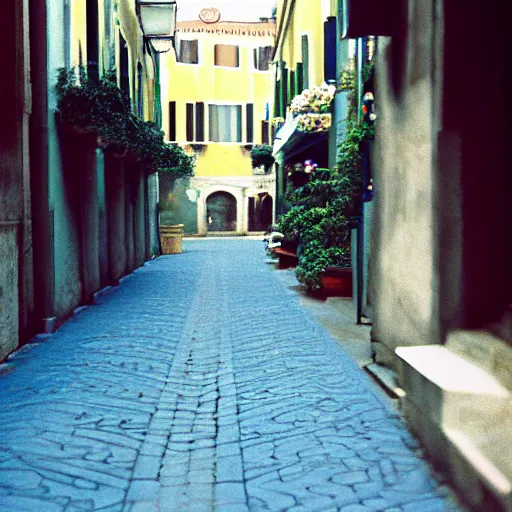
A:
120 32 130 99
261 120 269 145
177 39 199 64
137 63 143 118
253 46 271 71
86 0 99 79
209 105 242 142
214 45 240 67
324 17 337 82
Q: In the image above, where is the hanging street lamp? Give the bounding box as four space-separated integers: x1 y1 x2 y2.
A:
136 0 178 53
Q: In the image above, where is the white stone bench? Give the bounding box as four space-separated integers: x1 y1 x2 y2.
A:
396 335 511 511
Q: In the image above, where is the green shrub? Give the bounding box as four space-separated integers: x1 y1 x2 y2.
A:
277 117 373 290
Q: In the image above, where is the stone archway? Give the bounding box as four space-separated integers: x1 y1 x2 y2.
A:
206 191 237 232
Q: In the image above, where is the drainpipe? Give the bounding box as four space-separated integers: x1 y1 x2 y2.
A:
29 0 54 330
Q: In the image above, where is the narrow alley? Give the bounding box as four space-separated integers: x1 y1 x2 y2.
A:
0 240 460 512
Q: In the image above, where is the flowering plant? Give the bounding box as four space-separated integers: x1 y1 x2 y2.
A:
290 82 336 116
286 162 304 176
296 113 332 133
339 66 355 91
303 160 318 174
271 117 284 127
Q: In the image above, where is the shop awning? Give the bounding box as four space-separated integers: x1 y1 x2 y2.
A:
273 119 329 164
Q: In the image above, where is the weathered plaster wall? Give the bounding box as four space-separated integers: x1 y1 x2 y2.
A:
104 156 126 282
48 0 83 318
159 176 199 235
370 0 439 366
0 0 34 359
0 227 19 360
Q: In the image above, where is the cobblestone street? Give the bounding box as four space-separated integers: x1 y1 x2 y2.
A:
0 239 461 512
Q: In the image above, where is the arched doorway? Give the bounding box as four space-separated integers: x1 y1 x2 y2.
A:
206 191 237 232
260 194 273 230
248 193 273 232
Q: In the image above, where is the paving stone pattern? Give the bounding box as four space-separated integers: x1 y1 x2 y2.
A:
0 240 460 511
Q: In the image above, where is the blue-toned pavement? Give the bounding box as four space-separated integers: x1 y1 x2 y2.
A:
0 240 460 511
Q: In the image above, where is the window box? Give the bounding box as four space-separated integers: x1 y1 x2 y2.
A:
296 113 332 133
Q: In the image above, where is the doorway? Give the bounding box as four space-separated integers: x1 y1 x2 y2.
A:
206 192 237 232
249 193 273 232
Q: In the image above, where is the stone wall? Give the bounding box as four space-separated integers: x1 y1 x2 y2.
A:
370 0 440 366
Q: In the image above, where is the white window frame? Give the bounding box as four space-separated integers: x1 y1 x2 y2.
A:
207 102 244 143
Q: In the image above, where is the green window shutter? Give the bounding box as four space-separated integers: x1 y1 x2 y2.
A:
195 102 205 142
296 62 304 94
246 103 254 143
168 101 176 141
186 103 194 141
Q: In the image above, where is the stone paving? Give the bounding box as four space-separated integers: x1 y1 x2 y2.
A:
0 239 462 512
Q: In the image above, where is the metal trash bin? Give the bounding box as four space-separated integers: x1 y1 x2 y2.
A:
159 224 184 254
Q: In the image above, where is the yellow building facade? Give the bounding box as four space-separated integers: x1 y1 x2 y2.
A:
160 13 276 235
273 0 337 100
67 0 157 123
271 0 340 213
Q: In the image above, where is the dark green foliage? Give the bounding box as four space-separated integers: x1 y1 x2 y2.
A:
336 117 374 184
56 68 130 142
361 60 375 84
278 169 352 289
250 144 275 171
55 67 194 178
277 118 373 289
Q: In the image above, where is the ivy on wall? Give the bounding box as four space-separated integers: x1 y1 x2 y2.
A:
56 67 195 178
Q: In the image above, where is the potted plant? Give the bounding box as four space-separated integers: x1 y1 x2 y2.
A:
277 120 372 295
250 144 275 173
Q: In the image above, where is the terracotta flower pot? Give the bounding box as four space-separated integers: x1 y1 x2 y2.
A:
159 224 184 254
320 267 353 297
